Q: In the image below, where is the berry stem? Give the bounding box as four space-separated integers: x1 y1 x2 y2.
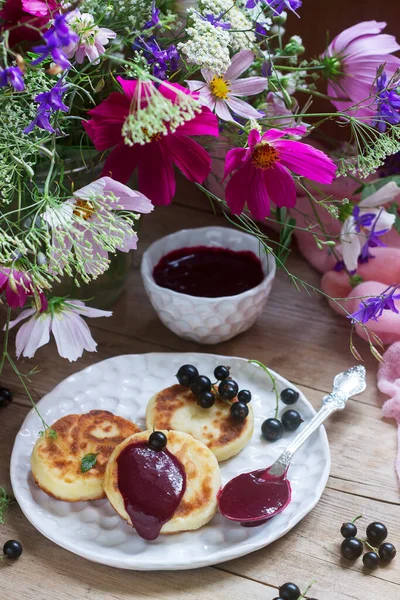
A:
363 539 379 553
249 359 279 418
298 580 316 600
351 514 363 523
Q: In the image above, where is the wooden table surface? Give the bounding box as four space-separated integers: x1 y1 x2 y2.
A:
1 180 399 600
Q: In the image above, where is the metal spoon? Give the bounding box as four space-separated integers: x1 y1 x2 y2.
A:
217 365 367 525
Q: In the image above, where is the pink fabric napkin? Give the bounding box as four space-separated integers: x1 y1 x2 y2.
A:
378 343 400 483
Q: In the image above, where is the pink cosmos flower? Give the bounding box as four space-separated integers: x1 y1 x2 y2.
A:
186 50 268 122
83 77 219 205
7 299 111 361
0 0 60 45
0 266 47 310
322 21 400 119
43 176 153 276
64 10 116 64
224 127 337 219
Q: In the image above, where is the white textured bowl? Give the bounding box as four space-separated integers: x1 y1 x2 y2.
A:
141 226 276 344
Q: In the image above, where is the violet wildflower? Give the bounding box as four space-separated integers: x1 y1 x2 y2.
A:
372 71 400 133
32 13 78 70
144 1 160 29
200 13 231 30
24 78 68 134
0 66 25 91
246 0 302 15
133 38 179 79
349 284 400 324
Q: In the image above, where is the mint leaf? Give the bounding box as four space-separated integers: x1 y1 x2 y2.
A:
81 453 98 473
0 487 14 524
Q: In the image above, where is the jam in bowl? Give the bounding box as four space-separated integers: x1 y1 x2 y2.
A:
141 226 276 344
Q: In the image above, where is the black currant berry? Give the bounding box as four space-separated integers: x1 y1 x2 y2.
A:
148 431 167 451
341 522 357 538
197 391 215 409
366 522 388 545
379 543 397 561
218 379 239 400
3 540 22 560
176 365 199 387
261 418 284 442
281 410 303 432
230 402 249 421
0 387 12 408
341 537 363 560
214 365 230 381
191 375 212 396
280 388 299 405
238 389 252 404
363 552 380 569
279 582 301 600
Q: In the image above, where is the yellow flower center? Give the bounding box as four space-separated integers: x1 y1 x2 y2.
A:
210 76 230 100
251 143 280 170
73 199 95 220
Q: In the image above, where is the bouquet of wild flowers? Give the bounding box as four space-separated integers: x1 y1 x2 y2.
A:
1 0 400 422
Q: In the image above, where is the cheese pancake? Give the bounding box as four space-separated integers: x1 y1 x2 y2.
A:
31 410 140 502
104 430 221 535
146 384 254 461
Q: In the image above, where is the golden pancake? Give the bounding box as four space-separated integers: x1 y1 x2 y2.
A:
146 384 254 461
104 430 221 535
31 410 140 502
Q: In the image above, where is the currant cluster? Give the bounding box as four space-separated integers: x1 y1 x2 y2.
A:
176 364 252 421
261 388 303 442
3 540 22 560
273 581 318 600
340 517 396 569
0 387 12 408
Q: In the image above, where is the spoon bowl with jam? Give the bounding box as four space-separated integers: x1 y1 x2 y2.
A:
141 226 276 344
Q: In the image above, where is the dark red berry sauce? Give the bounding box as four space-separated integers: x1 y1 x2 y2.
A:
153 246 264 298
117 442 186 540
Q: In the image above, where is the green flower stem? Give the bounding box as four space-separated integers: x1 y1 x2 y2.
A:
352 514 363 523
0 307 11 377
249 359 279 418
6 352 49 431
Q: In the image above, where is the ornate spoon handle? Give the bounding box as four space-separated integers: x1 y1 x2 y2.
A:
267 366 367 478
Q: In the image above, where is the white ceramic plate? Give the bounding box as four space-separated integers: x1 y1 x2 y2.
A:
11 353 330 570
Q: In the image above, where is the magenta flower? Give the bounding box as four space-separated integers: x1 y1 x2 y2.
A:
322 21 400 119
224 127 337 219
7 299 111 361
0 0 60 46
83 77 219 205
186 50 268 122
0 267 47 310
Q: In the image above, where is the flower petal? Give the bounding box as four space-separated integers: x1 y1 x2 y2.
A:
67 301 113 318
52 312 84 361
214 99 233 121
274 139 337 183
163 134 212 184
223 147 248 179
101 177 153 213
16 313 51 359
365 208 396 232
102 144 141 184
176 106 219 137
360 182 400 208
229 76 268 97
328 21 387 55
340 216 362 272
225 50 254 81
225 96 263 119
225 161 252 215
137 143 175 205
263 162 297 208
8 308 36 330
246 168 271 219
